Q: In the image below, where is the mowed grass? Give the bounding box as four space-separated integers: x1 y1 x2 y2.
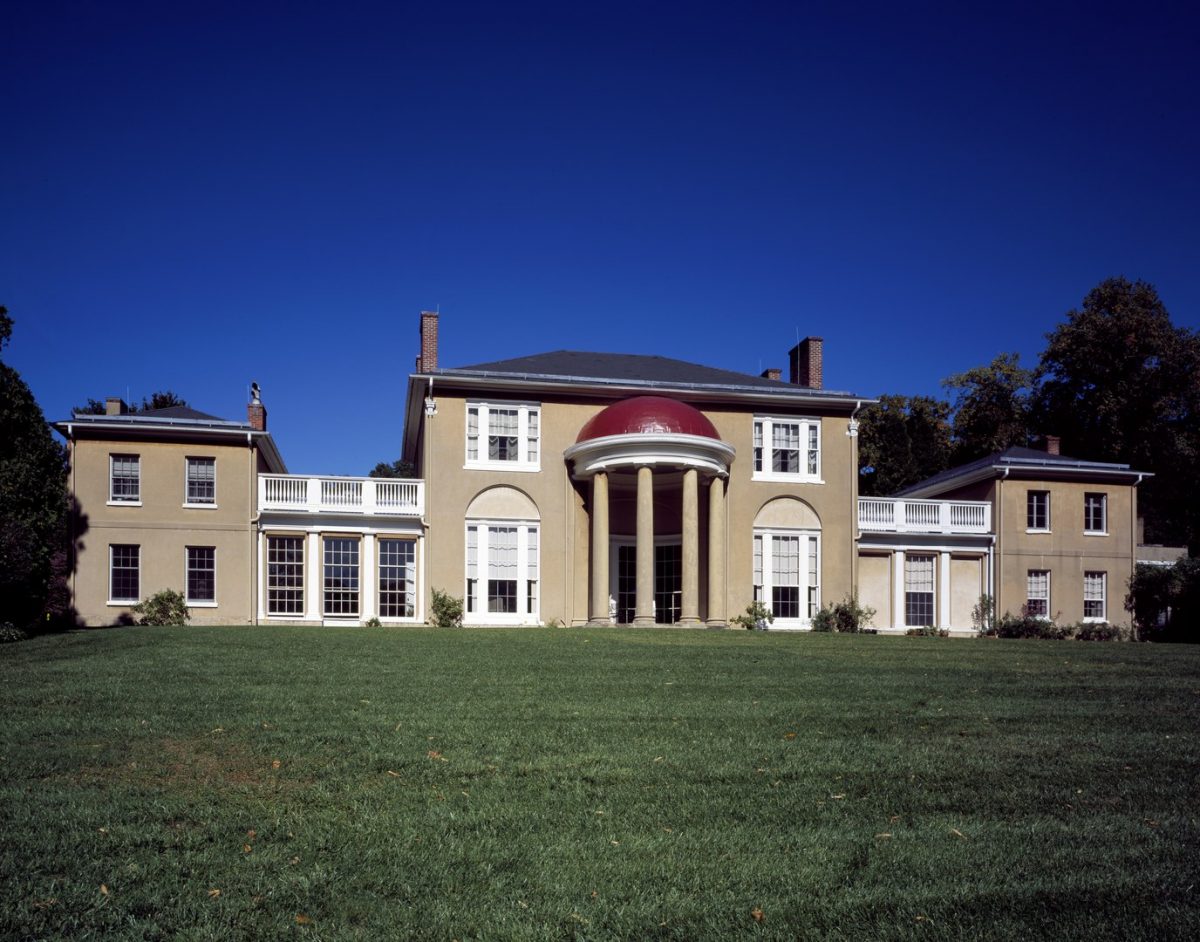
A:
1 628 1198 941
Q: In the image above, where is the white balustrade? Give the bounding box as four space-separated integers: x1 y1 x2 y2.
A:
858 497 990 534
259 475 424 516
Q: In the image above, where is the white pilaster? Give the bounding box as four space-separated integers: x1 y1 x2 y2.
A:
939 551 951 629
892 550 906 630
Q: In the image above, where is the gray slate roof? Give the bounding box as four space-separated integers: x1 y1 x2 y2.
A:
136 405 225 421
894 446 1136 496
444 350 856 397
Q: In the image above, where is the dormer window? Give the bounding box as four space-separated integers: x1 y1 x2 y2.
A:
466 402 541 471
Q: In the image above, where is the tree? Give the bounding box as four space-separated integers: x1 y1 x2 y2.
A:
0 307 69 630
72 391 190 415
369 459 416 478
1033 277 1200 548
943 352 1033 464
857 394 952 496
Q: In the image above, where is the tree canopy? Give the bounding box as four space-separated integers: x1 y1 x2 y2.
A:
73 391 190 415
0 307 69 629
943 352 1033 465
369 459 416 479
857 394 951 496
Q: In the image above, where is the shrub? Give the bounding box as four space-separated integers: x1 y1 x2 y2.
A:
364 616 383 628
429 589 463 628
0 621 28 644
906 626 949 637
731 601 773 630
1072 621 1129 642
131 589 189 626
811 596 875 633
993 611 1067 640
972 594 995 635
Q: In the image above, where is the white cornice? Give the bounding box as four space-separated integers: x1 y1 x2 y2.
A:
564 432 735 477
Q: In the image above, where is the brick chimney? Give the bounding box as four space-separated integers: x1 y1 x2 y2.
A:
105 397 128 415
1044 435 1061 455
760 367 782 381
418 311 439 373
788 337 823 389
247 383 267 431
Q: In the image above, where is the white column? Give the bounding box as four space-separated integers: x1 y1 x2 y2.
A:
706 476 726 626
634 466 655 626
892 550 906 630
590 472 610 624
256 530 265 621
680 468 700 625
361 534 375 621
307 531 322 621
939 551 951 629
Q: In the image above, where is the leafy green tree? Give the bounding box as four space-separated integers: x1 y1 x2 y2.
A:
857 394 952 496
72 391 190 415
369 459 416 478
1033 277 1200 548
943 352 1033 464
0 307 69 630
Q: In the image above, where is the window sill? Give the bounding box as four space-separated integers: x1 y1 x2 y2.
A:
106 600 137 606
752 473 824 485
106 500 142 507
1025 528 1051 534
1084 531 1109 537
464 462 540 473
1082 616 1108 624
186 601 218 608
183 503 219 510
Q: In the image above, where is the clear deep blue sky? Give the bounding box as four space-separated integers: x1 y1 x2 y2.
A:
4 1 1198 475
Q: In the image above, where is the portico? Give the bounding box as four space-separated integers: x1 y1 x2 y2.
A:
564 396 735 626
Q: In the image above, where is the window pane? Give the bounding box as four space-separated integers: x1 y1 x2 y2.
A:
1027 491 1049 529
1084 571 1106 619
807 425 819 475
487 526 517 613
488 409 519 461
111 455 140 501
323 538 360 616
186 546 215 602
1085 494 1106 532
379 539 416 618
110 544 139 601
267 537 305 614
467 407 479 461
772 423 800 474
1026 569 1049 617
526 410 539 463
752 421 764 472
186 457 216 504
904 554 934 626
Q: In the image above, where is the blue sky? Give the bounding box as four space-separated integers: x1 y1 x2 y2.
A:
4 1 1197 475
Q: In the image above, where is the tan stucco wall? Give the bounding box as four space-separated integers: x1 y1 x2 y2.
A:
950 556 984 628
995 477 1136 623
68 436 256 626
857 552 891 628
420 392 858 625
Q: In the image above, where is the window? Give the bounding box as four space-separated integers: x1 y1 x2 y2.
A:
465 522 540 622
904 554 935 627
109 455 140 503
1084 493 1107 534
1027 490 1050 531
186 457 216 505
323 538 360 616
110 544 139 602
466 402 541 470
752 530 819 626
752 417 820 481
1027 570 1050 618
378 539 416 618
267 536 304 615
1084 571 1107 621
186 547 215 603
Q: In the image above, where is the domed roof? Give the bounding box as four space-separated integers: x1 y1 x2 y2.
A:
576 396 720 443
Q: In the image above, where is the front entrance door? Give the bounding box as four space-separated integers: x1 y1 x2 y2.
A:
613 541 681 624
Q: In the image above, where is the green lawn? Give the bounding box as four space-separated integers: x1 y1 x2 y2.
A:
2 627 1198 940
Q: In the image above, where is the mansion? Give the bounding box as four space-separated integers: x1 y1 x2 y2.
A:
55 312 1162 631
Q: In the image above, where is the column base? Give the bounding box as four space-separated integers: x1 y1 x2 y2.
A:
678 616 702 626
587 618 612 627
633 616 656 626
706 618 728 628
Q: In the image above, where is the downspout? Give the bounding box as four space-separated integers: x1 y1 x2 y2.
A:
248 432 256 625
1132 473 1144 635
67 424 76 616
995 466 1009 619
423 377 435 625
848 400 863 601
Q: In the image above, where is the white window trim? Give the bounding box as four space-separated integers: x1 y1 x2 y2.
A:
1025 490 1051 534
753 528 819 629
1026 569 1051 620
107 544 140 605
265 534 306 619
1084 493 1108 536
1083 571 1107 623
185 545 217 606
463 519 541 626
183 456 218 508
322 536 362 618
465 401 541 472
376 536 421 622
107 454 142 507
751 416 822 483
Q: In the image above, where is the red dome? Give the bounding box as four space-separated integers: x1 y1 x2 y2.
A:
576 396 720 443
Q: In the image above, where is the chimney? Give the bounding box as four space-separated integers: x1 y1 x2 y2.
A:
418 311 439 373
105 397 128 415
1044 435 1061 455
247 383 267 431
760 367 782 382
788 337 824 389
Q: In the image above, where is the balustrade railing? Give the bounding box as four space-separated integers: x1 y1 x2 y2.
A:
259 475 424 516
858 497 991 534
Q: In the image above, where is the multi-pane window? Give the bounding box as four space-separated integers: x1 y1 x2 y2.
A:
465 522 540 622
378 539 416 618
1027 570 1050 618
110 544 139 601
753 530 819 625
186 547 215 603
323 538 360 616
267 536 304 615
904 554 935 627
1084 493 1107 534
752 417 820 480
186 457 216 505
110 455 140 502
465 402 541 469
1084 571 1107 621
1027 490 1050 530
